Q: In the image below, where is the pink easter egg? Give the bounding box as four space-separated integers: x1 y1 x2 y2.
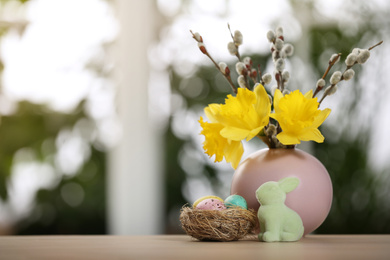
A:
195 198 227 210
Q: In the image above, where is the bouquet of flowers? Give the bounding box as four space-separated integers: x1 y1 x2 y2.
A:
191 25 382 169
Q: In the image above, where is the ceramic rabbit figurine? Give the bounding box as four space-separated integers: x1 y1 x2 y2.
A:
255 177 304 242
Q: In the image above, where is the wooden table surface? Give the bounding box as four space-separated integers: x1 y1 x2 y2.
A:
1 235 389 260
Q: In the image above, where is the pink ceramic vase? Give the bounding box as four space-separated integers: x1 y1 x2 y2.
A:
230 148 332 235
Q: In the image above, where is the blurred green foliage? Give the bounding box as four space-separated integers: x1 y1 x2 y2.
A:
0 102 83 200
308 26 390 233
0 101 106 234
314 135 390 234
17 147 106 235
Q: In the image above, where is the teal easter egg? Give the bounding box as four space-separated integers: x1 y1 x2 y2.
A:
224 195 248 209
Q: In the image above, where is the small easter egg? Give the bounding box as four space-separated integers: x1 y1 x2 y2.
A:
195 198 226 210
193 195 224 208
224 195 248 209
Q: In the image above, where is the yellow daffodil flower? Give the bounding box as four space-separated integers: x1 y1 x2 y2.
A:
270 89 331 145
206 84 271 141
199 117 243 169
199 84 271 168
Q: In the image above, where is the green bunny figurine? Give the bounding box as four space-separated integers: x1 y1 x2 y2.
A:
256 177 304 242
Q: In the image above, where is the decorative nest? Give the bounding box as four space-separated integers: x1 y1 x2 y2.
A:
180 206 258 242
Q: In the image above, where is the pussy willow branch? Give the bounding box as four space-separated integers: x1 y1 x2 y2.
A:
318 40 383 105
206 51 238 94
276 70 284 92
368 40 383 51
313 53 341 98
227 23 241 61
270 40 285 92
257 64 263 85
227 24 250 89
190 30 237 94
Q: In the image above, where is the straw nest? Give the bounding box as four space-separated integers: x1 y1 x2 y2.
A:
180 206 258 242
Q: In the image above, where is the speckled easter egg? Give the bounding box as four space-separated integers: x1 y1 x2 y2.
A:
224 195 248 209
193 195 224 208
195 198 226 210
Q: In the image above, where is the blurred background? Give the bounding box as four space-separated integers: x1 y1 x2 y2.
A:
0 0 389 235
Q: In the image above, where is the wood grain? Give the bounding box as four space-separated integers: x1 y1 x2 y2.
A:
0 235 389 260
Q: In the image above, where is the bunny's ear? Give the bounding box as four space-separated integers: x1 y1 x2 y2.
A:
278 177 300 193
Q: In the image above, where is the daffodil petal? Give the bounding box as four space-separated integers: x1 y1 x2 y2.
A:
269 113 278 121
220 126 251 141
276 132 301 145
224 140 244 169
199 117 225 162
312 108 331 128
254 84 271 119
304 89 314 99
236 88 256 107
273 89 283 113
204 104 221 123
247 126 263 141
299 128 325 143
